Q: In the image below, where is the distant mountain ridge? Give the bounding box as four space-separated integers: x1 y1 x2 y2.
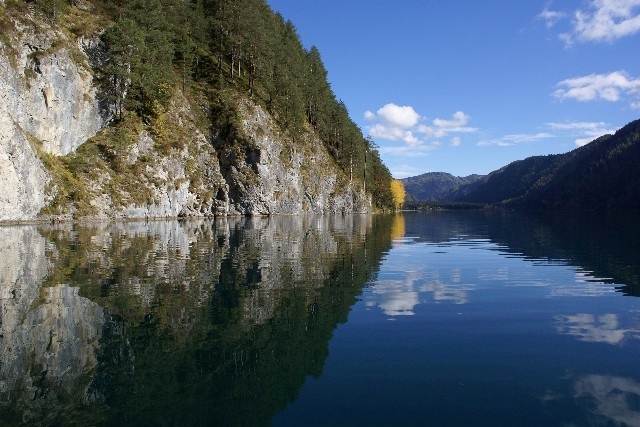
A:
402 172 483 202
403 118 640 209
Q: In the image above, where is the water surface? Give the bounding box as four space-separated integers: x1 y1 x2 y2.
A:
1 211 640 426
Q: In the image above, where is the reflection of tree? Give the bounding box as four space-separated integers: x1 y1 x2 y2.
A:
0 215 394 425
401 210 640 297
389 214 405 241
482 211 640 297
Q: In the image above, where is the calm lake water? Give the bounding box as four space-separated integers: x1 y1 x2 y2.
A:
2 211 640 426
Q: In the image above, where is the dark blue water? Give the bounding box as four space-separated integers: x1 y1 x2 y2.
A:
2 211 640 426
275 212 640 426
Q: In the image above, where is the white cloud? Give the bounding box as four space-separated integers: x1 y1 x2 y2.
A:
574 374 640 426
551 0 640 45
545 120 617 146
365 104 475 154
369 123 421 146
374 103 420 128
391 164 432 179
477 132 554 147
364 110 376 121
379 141 440 156
571 0 640 43
538 5 567 28
554 71 640 105
432 111 469 129
545 121 608 131
476 121 618 149
450 136 462 147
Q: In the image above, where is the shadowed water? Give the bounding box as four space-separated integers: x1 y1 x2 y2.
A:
1 211 640 426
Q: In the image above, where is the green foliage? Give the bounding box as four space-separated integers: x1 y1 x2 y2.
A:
38 150 95 217
11 0 394 211
92 0 394 209
402 172 484 202
449 119 640 209
32 0 69 23
102 2 175 120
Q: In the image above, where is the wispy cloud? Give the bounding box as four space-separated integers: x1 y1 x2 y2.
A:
545 121 617 146
553 71 640 105
365 104 476 152
477 132 554 147
539 0 640 45
432 111 469 129
537 5 567 28
390 164 433 179
565 0 640 45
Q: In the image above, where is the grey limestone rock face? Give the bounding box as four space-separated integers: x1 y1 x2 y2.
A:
0 12 370 222
223 101 372 216
0 110 50 221
3 29 103 156
0 20 104 221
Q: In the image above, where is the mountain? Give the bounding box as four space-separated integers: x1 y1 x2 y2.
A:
443 119 640 209
0 0 394 222
402 172 483 202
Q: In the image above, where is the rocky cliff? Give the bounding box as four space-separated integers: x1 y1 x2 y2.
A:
0 10 104 221
0 5 371 222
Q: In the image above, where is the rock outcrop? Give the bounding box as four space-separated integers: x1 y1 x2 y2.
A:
0 12 104 221
0 7 371 222
222 101 371 216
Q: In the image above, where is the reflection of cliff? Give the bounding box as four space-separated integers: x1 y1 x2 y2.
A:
0 223 107 424
0 215 393 425
1 284 105 425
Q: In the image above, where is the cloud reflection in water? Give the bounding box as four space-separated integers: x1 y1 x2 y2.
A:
554 313 640 345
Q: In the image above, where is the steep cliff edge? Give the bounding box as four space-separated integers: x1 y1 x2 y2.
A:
221 99 371 215
0 5 103 221
0 4 373 222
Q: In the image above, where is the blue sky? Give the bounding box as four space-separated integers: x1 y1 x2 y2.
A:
266 0 640 178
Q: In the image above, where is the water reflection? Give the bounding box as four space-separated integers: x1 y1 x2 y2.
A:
2 211 640 425
555 313 640 345
0 216 394 426
398 210 640 295
574 374 640 426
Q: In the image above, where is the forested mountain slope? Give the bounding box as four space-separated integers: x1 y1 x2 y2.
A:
402 172 483 202
454 119 640 209
0 0 394 221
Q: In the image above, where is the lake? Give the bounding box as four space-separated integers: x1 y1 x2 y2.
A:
1 211 640 426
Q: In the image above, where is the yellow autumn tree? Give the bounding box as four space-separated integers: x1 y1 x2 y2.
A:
390 179 406 210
